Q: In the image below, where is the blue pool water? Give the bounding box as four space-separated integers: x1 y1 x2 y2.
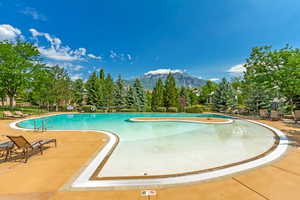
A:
18 113 233 141
18 113 275 177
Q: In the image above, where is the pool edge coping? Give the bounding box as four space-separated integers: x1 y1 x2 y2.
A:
128 117 234 124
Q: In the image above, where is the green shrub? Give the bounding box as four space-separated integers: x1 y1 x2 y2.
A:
185 105 204 113
59 105 75 112
81 105 96 112
145 106 152 112
120 108 137 112
156 107 167 112
167 107 178 112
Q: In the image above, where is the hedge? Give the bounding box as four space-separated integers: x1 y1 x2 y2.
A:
185 105 204 113
81 105 96 112
167 107 178 112
120 108 137 112
156 107 167 112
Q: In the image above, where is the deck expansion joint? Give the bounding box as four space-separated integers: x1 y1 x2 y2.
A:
271 165 300 177
232 177 270 200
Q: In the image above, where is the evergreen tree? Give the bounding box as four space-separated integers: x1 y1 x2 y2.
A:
145 91 152 111
85 72 99 105
114 75 126 110
96 69 105 107
126 85 137 109
212 78 237 112
164 73 177 108
104 73 114 110
72 79 85 106
133 79 146 111
242 82 274 112
151 78 164 111
99 68 105 81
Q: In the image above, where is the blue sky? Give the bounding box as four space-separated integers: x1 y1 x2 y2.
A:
1 0 300 81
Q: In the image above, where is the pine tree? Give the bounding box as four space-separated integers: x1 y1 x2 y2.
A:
133 79 146 111
212 78 237 112
145 91 152 111
104 73 114 110
99 68 105 81
243 82 273 112
151 78 164 111
85 71 99 106
94 69 106 107
164 73 177 108
126 85 137 109
114 75 126 110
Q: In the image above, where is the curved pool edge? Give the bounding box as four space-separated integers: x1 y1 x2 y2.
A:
9 114 288 190
128 117 234 124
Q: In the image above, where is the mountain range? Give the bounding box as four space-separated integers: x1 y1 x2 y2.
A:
125 70 206 90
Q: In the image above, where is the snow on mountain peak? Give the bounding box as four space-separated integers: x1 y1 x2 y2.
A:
144 69 184 76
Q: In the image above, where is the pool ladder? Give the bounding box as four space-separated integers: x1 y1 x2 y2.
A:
33 119 48 132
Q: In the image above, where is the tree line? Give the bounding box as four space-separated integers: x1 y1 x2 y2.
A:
0 40 299 114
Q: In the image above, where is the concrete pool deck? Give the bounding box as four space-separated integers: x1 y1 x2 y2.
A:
0 112 300 199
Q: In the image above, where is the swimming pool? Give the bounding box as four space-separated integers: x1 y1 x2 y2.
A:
14 113 287 188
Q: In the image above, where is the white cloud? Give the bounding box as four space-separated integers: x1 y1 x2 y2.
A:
209 78 220 82
70 73 82 81
29 28 42 37
20 7 47 21
0 24 22 41
227 64 246 74
110 50 132 62
145 69 184 75
72 65 84 71
38 47 81 61
61 63 84 71
74 48 86 56
110 50 118 59
88 53 102 60
29 28 100 61
46 62 85 71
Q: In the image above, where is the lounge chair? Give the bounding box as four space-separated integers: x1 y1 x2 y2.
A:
3 111 22 118
6 135 56 163
15 111 29 117
0 141 14 160
294 110 300 123
259 109 269 119
271 110 280 121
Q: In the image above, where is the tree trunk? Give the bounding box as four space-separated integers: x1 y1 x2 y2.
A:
290 98 294 113
9 96 14 107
